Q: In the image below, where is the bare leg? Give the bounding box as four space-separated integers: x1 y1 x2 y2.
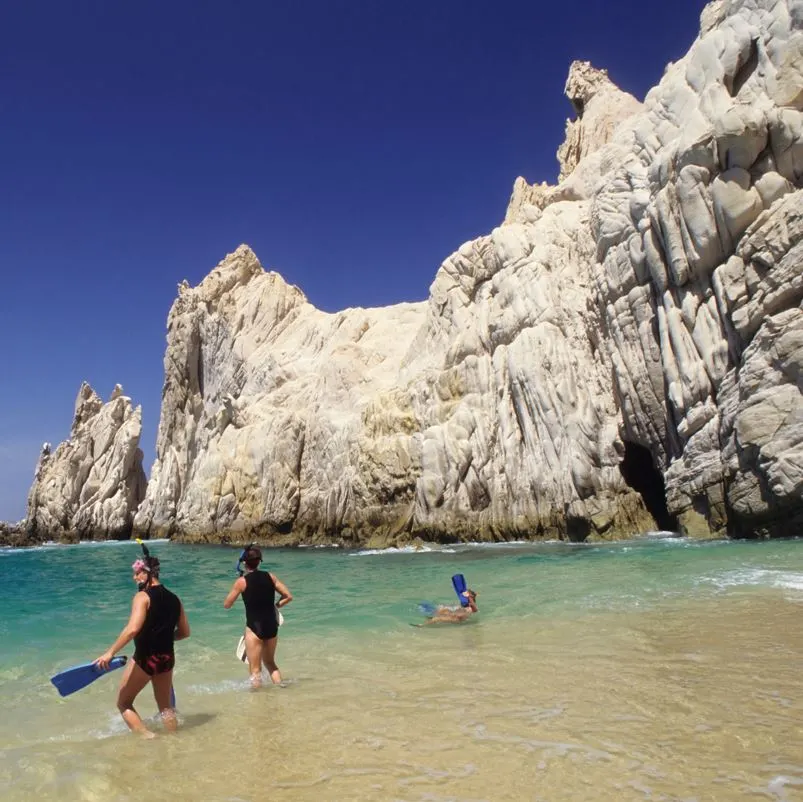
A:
117 660 155 738
151 670 177 733
261 636 281 684
244 627 263 688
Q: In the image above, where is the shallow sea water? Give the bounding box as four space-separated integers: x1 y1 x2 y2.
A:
1 536 802 801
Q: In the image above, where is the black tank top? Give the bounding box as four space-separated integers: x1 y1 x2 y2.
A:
242 571 277 631
133 585 181 658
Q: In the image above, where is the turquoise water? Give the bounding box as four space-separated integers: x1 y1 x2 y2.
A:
1 536 803 800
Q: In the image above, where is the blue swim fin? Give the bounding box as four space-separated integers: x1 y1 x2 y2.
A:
451 574 469 607
50 656 127 697
417 602 437 616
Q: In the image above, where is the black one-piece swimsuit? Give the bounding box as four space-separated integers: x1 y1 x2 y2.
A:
242 571 278 640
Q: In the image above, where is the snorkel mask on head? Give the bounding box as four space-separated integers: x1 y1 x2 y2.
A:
133 539 156 590
132 558 149 574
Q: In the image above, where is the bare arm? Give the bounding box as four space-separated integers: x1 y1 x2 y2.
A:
174 603 191 640
271 574 293 608
96 592 149 668
223 576 246 609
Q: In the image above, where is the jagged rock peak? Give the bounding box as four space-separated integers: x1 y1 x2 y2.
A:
505 60 643 222
196 244 264 300
564 60 619 116
503 177 552 226
26 383 147 541
72 382 103 431
170 244 309 324
557 61 642 183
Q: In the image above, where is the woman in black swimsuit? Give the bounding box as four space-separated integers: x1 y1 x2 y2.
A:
224 546 293 687
96 550 190 737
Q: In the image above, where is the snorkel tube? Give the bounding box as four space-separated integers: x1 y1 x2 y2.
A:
236 543 255 577
134 539 155 590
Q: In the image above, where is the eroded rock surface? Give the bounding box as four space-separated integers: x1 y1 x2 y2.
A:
25 383 147 541
135 0 802 545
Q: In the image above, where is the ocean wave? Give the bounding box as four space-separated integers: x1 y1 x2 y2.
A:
454 540 534 548
0 543 59 557
0 538 171 556
350 544 456 556
298 543 341 549
704 568 803 593
78 538 170 547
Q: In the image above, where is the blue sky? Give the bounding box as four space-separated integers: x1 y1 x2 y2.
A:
0 1 703 521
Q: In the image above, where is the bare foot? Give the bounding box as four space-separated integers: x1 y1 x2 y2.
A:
161 710 178 733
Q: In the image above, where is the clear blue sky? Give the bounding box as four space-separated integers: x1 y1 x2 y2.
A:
0 0 703 521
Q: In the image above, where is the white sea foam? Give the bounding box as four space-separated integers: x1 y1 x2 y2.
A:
298 543 341 549
456 540 533 548
705 568 803 593
1 538 171 556
0 544 58 556
351 544 456 556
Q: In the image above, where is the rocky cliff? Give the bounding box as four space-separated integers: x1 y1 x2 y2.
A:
133 0 803 546
25 383 147 541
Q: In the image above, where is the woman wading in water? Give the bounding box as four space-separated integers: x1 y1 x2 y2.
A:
95 546 191 737
224 545 293 687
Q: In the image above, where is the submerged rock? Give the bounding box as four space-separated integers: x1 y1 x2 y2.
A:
25 383 147 541
128 0 801 545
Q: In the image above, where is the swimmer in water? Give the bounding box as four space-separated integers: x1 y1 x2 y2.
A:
420 589 478 624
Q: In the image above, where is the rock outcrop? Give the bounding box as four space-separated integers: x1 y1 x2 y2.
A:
0 521 32 548
25 383 147 541
132 0 803 545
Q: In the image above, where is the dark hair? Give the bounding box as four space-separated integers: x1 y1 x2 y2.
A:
244 547 262 569
147 556 161 579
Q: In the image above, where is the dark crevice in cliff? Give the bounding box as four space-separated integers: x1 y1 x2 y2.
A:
619 441 678 532
727 38 759 97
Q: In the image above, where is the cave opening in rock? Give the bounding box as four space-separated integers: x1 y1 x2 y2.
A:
619 441 678 532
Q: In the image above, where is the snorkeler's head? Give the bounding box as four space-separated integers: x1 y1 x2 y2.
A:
132 555 160 588
133 540 160 588
243 546 262 570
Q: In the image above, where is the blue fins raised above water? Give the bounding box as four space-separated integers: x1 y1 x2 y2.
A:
451 573 469 607
50 656 127 697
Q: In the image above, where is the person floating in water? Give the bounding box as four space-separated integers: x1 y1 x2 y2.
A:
95 547 190 738
223 545 293 688
420 589 478 624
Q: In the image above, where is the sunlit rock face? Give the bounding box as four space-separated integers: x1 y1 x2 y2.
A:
25 383 147 541
135 0 803 545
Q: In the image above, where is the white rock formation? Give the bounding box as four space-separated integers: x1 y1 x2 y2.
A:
136 0 803 544
26 383 147 540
